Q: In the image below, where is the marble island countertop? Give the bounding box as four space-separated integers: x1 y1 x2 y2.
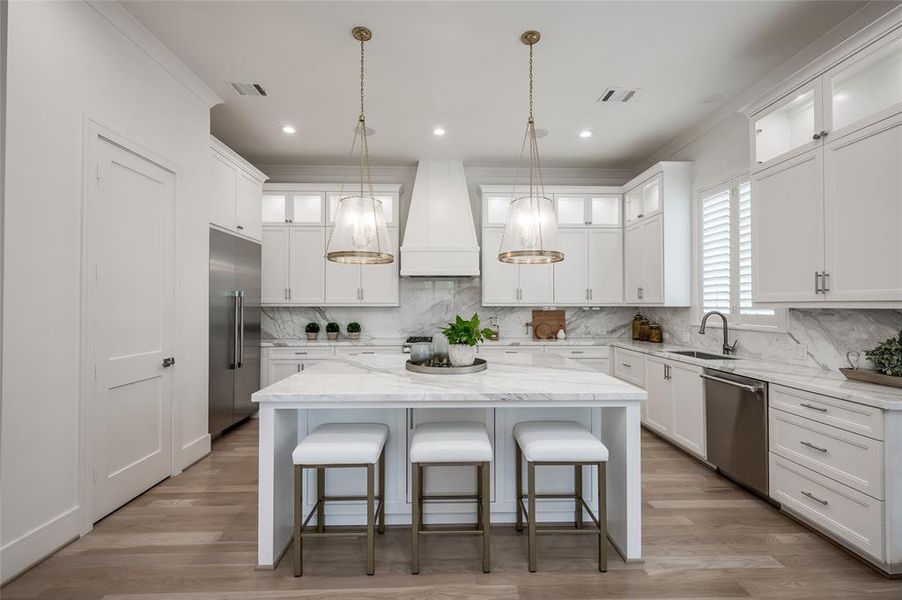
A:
252 352 646 407
261 336 620 348
612 340 902 411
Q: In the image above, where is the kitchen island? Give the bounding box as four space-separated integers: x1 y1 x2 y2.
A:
252 352 647 568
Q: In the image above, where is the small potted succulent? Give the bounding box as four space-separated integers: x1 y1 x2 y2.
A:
441 313 493 367
326 322 340 341
305 322 320 341
347 321 362 340
866 330 902 378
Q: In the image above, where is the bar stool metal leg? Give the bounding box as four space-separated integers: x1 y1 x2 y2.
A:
481 460 491 573
597 461 607 572
574 465 583 529
515 442 523 532
411 462 420 575
527 461 537 573
316 467 325 533
293 465 303 577
476 463 484 531
378 449 386 534
366 464 375 575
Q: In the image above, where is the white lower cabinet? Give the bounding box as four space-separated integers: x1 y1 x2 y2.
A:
612 348 645 388
642 356 705 459
544 346 610 374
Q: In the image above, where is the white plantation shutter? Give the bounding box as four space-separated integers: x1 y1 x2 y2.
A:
701 186 732 314
738 180 774 319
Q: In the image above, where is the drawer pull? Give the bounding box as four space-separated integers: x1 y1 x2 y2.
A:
800 402 828 413
505 351 518 354
571 350 585 354
801 490 828 506
294 352 308 355
621 362 632 367
361 351 375 355
800 441 828 453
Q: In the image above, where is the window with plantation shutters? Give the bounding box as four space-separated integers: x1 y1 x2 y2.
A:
697 176 782 329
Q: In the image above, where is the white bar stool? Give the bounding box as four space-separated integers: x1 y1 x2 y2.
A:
513 420 609 572
291 423 388 576
409 421 493 574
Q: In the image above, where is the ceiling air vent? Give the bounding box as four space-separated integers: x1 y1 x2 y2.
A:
596 87 639 103
229 82 267 97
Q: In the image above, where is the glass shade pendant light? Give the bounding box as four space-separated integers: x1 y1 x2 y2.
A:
498 30 563 265
325 26 393 265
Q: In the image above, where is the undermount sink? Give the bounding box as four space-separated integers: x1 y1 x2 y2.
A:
671 350 737 360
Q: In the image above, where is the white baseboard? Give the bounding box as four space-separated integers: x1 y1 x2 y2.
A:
0 506 82 584
181 433 211 470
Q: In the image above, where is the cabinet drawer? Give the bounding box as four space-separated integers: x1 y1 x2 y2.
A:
769 409 884 499
770 384 883 440
269 347 335 359
478 346 544 357
335 346 402 356
544 346 610 359
613 348 644 387
770 453 884 560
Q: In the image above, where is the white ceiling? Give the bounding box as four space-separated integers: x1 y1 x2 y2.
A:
123 1 866 169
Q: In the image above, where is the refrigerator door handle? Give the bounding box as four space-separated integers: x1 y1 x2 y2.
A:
230 290 240 369
237 290 246 368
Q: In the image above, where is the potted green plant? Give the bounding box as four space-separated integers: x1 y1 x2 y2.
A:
347 321 362 340
441 313 493 367
305 322 320 341
866 330 902 377
326 322 340 341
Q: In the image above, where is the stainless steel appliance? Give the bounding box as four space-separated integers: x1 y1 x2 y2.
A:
702 369 769 497
209 229 261 438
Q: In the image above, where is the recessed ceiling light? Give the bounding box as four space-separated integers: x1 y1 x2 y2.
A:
280 124 296 134
578 129 593 138
433 127 446 136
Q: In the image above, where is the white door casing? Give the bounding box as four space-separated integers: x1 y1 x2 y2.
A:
87 136 175 522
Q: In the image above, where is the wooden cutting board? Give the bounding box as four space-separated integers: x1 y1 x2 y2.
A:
532 309 565 340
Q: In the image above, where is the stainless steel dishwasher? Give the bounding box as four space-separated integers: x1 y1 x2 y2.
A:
702 369 769 498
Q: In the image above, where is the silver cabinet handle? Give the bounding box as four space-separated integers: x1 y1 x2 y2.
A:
294 351 308 355
801 490 828 506
812 132 822 140
589 288 593 301
162 357 175 368
800 441 828 453
505 350 518 354
571 350 584 354
800 402 827 413
288 288 292 300
821 271 830 293
699 373 763 393
297 363 301 373
814 271 821 294
621 362 632 368
236 224 244 230
361 351 375 355
820 130 828 138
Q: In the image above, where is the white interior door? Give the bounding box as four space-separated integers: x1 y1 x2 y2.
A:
89 137 175 521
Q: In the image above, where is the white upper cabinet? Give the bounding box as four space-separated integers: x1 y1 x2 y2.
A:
748 27 902 306
588 229 624 304
481 227 553 305
327 192 397 226
552 230 589 303
555 193 621 227
289 228 326 304
622 163 692 306
209 136 267 242
261 226 290 304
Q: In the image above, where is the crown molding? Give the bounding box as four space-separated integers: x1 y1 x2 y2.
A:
86 1 222 108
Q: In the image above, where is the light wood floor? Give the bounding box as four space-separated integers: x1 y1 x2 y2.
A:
4 419 901 600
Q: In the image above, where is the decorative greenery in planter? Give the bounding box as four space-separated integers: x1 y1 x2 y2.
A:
347 321 361 340
442 313 493 367
305 322 320 341
326 322 340 340
866 330 902 377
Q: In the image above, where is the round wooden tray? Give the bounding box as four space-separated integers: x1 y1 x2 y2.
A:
405 358 487 374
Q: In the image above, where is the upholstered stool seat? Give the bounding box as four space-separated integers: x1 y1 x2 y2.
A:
292 423 388 577
514 420 609 573
514 421 609 463
409 421 492 574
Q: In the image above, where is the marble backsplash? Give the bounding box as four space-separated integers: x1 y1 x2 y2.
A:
262 277 902 373
262 277 637 341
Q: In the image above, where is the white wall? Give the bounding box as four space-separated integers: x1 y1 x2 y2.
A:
1 1 216 582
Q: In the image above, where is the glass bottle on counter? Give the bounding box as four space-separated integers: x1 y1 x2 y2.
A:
648 323 663 344
631 312 645 341
638 317 650 342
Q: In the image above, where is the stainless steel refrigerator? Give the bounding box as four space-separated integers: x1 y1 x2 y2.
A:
209 228 261 438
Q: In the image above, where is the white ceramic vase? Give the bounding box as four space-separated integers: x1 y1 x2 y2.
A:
448 344 477 367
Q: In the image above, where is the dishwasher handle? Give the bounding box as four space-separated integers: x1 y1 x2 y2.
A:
700 373 764 393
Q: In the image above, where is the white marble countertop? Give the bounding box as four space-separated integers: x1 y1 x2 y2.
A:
252 352 646 408
261 336 619 348
611 340 902 411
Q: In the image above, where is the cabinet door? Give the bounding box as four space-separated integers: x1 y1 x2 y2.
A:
624 187 643 225
324 235 361 305
553 230 589 304
752 149 825 302
236 170 262 240
518 263 554 305
589 195 621 227
642 175 662 218
588 229 623 304
555 195 589 227
670 362 705 458
640 215 664 303
644 357 672 436
261 226 290 304
268 359 303 384
360 227 399 305
824 115 902 302
262 193 288 224
210 151 236 229
288 228 325 305
753 81 822 169
482 228 519 305
624 224 643 303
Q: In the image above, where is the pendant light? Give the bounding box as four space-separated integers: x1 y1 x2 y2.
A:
326 26 393 265
498 30 563 265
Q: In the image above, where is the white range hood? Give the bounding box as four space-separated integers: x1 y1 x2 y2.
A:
400 161 480 276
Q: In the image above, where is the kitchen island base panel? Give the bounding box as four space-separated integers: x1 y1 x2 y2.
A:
256 404 642 567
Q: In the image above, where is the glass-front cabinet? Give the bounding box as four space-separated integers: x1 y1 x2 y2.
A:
752 81 822 168
327 193 395 226
261 192 324 224
554 194 621 227
624 174 662 225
